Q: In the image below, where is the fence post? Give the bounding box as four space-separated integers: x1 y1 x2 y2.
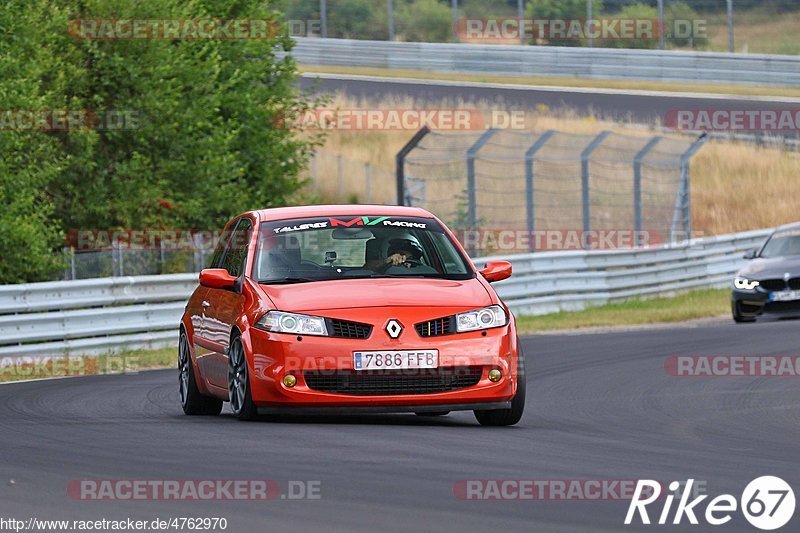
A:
388 0 395 41
633 136 662 246
111 241 118 277
395 126 431 205
524 130 556 251
452 0 459 43
727 0 734 53
159 238 165 274
336 154 343 200
70 248 76 280
365 162 372 203
311 152 318 193
320 0 327 38
671 133 707 242
657 0 665 49
466 129 498 231
580 131 611 248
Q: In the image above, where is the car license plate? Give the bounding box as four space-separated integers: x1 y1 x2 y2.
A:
770 290 800 301
353 350 438 371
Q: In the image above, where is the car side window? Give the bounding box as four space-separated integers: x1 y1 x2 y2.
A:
209 223 234 269
220 218 252 278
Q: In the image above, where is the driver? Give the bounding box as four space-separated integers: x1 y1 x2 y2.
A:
365 237 424 273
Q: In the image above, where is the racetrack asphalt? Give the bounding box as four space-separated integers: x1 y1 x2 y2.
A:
300 74 800 136
1 319 798 532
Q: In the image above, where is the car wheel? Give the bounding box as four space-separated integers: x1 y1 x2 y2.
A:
415 411 450 417
474 350 526 427
732 302 756 323
179 331 223 416
228 334 258 421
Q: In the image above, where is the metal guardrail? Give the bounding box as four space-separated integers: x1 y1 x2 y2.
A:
485 229 770 315
0 229 770 356
290 37 800 87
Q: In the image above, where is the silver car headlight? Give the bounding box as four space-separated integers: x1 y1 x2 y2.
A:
734 277 760 291
255 311 329 336
455 305 507 332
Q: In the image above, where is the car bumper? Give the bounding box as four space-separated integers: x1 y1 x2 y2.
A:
241 318 520 410
256 401 511 415
731 289 800 318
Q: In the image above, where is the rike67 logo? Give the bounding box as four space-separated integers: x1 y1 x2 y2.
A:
625 477 795 530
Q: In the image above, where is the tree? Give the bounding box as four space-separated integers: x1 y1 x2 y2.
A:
396 0 453 42
0 0 321 283
0 2 73 283
525 0 605 47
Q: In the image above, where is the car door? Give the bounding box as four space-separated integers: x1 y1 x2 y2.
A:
202 216 253 390
192 220 234 392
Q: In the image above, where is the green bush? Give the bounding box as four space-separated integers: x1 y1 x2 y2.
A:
397 0 454 42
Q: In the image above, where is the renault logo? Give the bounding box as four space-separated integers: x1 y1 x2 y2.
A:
385 319 403 339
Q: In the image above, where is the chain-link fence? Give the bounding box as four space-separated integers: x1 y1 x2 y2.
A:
302 150 397 204
288 0 793 55
400 128 706 253
58 150 396 280
61 243 214 281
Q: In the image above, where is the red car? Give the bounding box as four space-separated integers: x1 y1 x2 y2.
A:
178 205 525 426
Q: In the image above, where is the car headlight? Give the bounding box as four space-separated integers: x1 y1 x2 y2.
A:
455 305 507 332
255 311 328 336
734 277 760 291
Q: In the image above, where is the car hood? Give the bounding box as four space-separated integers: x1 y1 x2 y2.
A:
257 277 493 312
738 256 800 279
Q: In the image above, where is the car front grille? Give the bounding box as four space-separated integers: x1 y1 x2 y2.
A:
415 316 455 337
758 279 786 292
788 278 800 290
327 319 372 339
303 367 483 396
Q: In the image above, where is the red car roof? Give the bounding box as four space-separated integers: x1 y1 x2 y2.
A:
250 204 434 222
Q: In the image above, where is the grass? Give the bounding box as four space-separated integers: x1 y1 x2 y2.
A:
303 93 800 236
515 288 729 334
300 65 800 99
705 7 800 55
0 348 174 383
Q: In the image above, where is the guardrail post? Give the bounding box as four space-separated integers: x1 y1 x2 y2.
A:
525 130 556 251
466 129 498 231
633 136 662 246
580 131 611 248
395 126 431 205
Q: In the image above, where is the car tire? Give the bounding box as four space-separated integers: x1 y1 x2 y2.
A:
228 334 258 421
732 302 756 323
179 331 223 416
415 411 450 417
474 349 526 427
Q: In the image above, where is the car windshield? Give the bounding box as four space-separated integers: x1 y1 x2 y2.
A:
255 215 473 283
760 230 800 258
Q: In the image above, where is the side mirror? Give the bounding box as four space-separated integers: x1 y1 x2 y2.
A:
479 261 512 283
199 268 237 290
743 249 758 260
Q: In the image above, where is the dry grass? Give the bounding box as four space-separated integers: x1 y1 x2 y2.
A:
305 93 800 236
705 8 800 55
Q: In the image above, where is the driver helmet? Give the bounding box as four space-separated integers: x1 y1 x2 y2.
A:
387 237 423 261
